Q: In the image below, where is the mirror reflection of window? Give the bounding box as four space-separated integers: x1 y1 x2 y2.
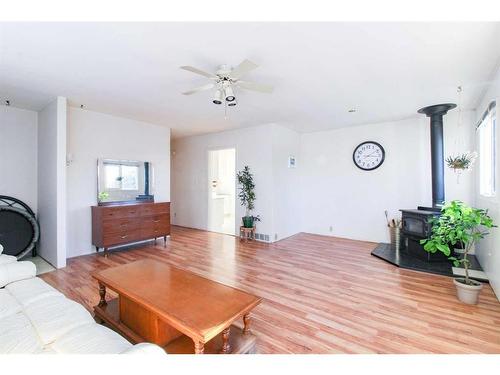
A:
98 159 154 204
121 165 139 191
105 164 121 189
103 162 139 191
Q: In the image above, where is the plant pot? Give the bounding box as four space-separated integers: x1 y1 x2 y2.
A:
453 247 465 258
453 241 466 256
242 216 254 228
453 278 483 305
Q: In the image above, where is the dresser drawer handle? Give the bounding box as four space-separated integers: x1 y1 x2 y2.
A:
154 220 160 223
121 235 128 239
129 211 136 215
120 223 127 227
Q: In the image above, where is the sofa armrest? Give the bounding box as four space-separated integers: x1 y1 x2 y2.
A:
120 343 166 355
0 254 18 265
0 261 36 287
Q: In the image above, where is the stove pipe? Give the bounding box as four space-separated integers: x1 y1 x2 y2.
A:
417 103 456 208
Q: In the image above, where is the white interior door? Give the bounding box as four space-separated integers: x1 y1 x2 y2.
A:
208 148 236 235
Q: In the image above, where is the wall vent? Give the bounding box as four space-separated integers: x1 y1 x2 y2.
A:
254 233 271 242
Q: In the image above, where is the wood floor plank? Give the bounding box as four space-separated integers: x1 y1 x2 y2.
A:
40 226 500 354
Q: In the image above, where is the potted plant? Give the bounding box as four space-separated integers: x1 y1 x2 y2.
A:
98 191 110 203
420 200 495 304
236 166 260 228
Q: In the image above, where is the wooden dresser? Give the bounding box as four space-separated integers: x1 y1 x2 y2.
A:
91 202 170 256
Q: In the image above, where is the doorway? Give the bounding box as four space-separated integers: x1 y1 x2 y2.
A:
208 148 236 235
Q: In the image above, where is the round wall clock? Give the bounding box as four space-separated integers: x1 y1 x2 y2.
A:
353 141 385 171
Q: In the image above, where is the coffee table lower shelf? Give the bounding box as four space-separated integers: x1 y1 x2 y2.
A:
94 298 257 354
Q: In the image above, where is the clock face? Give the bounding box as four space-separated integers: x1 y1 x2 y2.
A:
353 141 385 171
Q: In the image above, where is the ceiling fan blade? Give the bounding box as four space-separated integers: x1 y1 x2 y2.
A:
182 83 215 95
229 59 259 79
236 81 274 94
180 66 216 79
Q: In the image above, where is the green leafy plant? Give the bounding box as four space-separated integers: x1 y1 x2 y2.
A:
237 166 256 216
420 200 495 285
98 191 110 203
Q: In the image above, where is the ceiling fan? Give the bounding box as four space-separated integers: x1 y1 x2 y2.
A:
180 59 274 107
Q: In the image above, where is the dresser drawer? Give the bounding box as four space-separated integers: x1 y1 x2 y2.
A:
102 218 140 234
142 214 170 236
141 214 169 227
103 228 142 247
141 224 170 239
101 206 142 220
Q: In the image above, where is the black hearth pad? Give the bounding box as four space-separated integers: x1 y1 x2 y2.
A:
371 243 484 279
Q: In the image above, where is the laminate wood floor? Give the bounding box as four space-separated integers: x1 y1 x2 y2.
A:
40 226 500 353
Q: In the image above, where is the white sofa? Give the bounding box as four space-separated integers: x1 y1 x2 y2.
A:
0 253 165 354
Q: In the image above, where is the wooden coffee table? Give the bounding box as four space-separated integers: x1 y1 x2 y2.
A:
92 259 261 354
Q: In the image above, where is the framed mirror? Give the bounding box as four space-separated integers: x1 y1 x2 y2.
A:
97 159 154 205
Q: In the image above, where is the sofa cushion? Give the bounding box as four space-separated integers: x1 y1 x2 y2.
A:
23 295 95 345
51 323 132 354
0 289 22 319
0 261 36 288
0 254 17 265
5 276 62 306
0 312 43 354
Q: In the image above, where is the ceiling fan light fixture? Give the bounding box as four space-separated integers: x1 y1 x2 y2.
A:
213 89 223 105
228 99 237 107
224 86 236 102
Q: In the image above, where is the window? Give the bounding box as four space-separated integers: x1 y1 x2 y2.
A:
478 102 496 197
104 163 139 191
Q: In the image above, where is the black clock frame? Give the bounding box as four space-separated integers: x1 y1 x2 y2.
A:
352 141 385 171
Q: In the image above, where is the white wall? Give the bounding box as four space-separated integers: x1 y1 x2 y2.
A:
37 97 67 268
0 106 38 212
66 108 171 258
271 124 301 240
172 114 473 244
300 112 475 243
171 125 275 238
474 68 500 300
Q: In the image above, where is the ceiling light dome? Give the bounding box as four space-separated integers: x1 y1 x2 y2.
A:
213 89 223 105
228 100 237 107
224 86 236 102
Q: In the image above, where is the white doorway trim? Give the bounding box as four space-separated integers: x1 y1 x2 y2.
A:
207 147 236 236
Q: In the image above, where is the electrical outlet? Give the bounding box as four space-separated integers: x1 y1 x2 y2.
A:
329 226 333 232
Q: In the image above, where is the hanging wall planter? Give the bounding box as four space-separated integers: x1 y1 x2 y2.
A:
446 86 478 182
446 152 478 173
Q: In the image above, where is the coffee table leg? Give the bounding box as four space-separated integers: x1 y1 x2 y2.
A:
98 282 107 307
194 341 204 354
243 313 251 334
220 327 231 353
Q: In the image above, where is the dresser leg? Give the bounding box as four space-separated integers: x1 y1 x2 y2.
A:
194 341 204 354
95 246 99 253
104 248 108 258
164 236 167 246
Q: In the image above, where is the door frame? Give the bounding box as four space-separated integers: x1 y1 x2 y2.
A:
206 146 237 236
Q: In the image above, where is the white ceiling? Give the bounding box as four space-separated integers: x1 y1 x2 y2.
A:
1 22 500 138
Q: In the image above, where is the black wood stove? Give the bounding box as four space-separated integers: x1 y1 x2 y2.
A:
400 103 456 262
